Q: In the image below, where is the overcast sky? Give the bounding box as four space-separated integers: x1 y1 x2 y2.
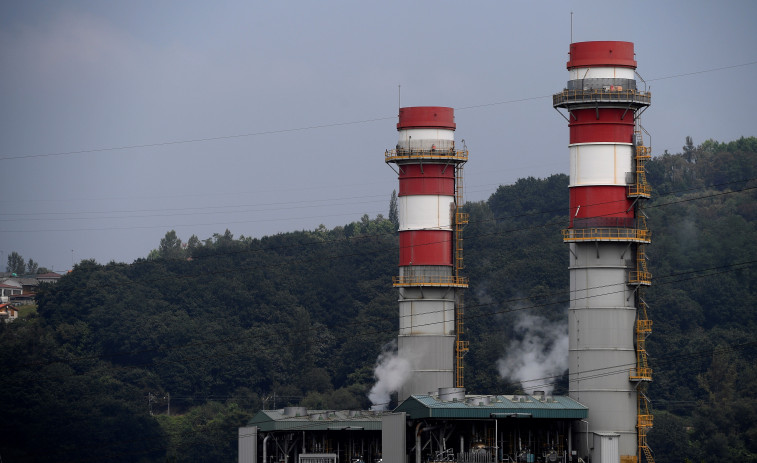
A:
1 0 755 272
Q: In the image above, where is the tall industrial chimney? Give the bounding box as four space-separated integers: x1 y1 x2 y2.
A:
385 107 469 402
553 42 654 463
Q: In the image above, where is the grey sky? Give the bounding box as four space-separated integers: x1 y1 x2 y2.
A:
1 0 755 271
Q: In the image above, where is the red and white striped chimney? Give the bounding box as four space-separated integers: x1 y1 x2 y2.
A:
386 106 468 402
554 41 653 463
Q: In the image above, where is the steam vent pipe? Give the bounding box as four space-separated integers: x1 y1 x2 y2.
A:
385 107 468 401
554 41 653 463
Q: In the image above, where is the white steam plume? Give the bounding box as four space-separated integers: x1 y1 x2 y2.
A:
496 314 568 395
368 341 412 411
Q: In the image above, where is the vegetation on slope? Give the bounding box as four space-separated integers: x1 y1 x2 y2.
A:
0 137 755 462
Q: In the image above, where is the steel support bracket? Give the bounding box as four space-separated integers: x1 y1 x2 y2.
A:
553 107 572 123
621 102 633 120
620 242 633 259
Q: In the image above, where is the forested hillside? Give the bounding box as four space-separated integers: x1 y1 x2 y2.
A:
1 137 755 462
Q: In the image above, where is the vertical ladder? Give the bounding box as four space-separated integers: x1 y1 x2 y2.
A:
628 145 651 198
455 164 469 388
628 125 654 463
629 244 651 286
455 294 469 388
631 300 653 381
455 165 468 275
637 389 655 463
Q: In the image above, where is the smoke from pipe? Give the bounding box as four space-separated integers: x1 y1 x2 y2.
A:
368 340 412 411
496 313 568 395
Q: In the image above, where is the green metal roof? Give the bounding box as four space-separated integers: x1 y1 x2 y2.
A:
394 394 588 420
247 395 587 432
248 409 388 432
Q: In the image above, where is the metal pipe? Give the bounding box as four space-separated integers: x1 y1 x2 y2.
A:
416 422 423 463
494 418 498 462
579 420 590 459
263 435 270 463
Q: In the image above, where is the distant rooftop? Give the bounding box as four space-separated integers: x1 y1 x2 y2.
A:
247 393 588 432
249 408 389 432
395 393 588 420
37 272 62 279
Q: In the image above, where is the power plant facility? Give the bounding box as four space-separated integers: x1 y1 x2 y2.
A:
553 40 653 463
239 40 653 463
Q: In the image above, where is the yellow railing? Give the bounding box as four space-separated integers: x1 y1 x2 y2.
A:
637 391 655 463
385 149 469 163
392 275 469 287
628 146 652 198
629 270 652 286
637 319 652 332
629 245 652 285
455 212 469 225
562 227 651 242
455 212 468 271
553 89 651 107
637 414 653 428
456 339 469 388
628 184 651 198
630 367 653 382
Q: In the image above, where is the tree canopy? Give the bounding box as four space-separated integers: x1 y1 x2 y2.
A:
1 137 755 462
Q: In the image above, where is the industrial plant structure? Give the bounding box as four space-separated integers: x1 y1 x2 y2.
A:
553 40 653 463
384 106 469 400
239 40 653 463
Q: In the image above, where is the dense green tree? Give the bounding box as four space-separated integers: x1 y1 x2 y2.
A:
6 251 25 274
3 138 756 462
186 234 202 254
158 230 185 259
0 319 167 462
389 189 399 229
26 258 38 275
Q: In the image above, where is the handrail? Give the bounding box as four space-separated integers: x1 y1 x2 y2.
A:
637 319 653 332
630 367 653 381
636 146 651 157
385 149 469 162
562 227 651 243
553 88 651 107
629 271 652 285
392 275 469 287
637 415 654 428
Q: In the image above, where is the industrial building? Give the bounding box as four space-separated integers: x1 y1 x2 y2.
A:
239 40 653 463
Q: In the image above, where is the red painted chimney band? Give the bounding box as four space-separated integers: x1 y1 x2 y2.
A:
398 164 456 196
399 230 453 266
397 106 456 130
569 108 635 144
569 185 634 227
567 41 637 69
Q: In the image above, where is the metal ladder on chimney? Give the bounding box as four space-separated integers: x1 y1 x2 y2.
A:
455 164 469 388
628 125 655 463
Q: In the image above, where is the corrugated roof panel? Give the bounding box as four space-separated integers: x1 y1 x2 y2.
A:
395 394 588 420
248 409 388 432
248 395 588 432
